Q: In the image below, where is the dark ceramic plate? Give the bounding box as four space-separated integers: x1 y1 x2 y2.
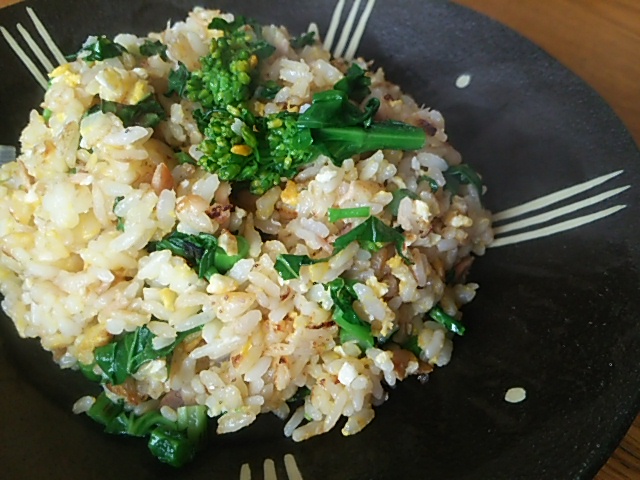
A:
1 1 639 479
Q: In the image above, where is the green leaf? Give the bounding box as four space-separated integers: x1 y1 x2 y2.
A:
166 62 190 98
87 392 124 426
333 64 371 103
79 36 128 62
297 90 379 129
214 235 250 273
333 216 409 262
290 31 316 49
418 175 439 193
256 80 281 100
148 428 196 468
402 335 422 358
388 189 419 216
95 95 166 129
139 39 168 60
328 206 371 222
175 151 196 165
443 164 483 197
274 254 327 280
113 196 125 232
326 278 374 350
252 40 276 59
428 305 466 336
148 231 218 279
311 121 425 163
92 325 202 385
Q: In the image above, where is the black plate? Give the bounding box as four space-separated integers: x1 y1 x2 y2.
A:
1 1 639 479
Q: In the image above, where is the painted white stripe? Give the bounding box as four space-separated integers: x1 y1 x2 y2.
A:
492 170 624 222
0 26 48 89
264 458 277 480
490 205 626 248
26 7 66 65
344 0 376 61
239 463 251 480
323 0 345 52
493 185 630 234
333 0 361 58
284 454 304 480
16 23 55 72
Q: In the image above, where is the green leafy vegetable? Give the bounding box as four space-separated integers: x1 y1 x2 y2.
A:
185 16 275 111
274 254 327 280
113 196 125 232
256 80 281 100
328 206 371 223
326 278 374 350
77 36 128 62
287 386 311 403
87 392 207 467
91 95 166 128
91 325 201 385
215 235 250 273
148 230 250 278
444 164 483 197
290 31 316 49
185 17 425 193
418 175 440 193
333 216 409 262
428 305 466 336
42 108 52 123
166 62 190 97
139 39 168 60
402 335 422 358
333 63 371 103
175 151 196 165
388 189 419 216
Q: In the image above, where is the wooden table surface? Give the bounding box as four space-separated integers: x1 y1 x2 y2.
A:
1 0 638 478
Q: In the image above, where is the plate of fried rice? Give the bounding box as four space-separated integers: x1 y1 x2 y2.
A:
1 1 639 479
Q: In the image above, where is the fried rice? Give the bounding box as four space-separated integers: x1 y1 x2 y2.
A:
0 7 493 449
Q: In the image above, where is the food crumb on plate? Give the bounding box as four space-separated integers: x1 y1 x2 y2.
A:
504 387 527 403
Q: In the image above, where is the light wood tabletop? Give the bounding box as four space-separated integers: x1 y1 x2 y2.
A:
1 0 639 478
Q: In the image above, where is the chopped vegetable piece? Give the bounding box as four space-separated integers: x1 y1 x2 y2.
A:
333 63 371 102
333 216 410 262
77 36 127 62
214 235 250 273
87 392 124 426
87 392 207 468
326 278 374 350
148 428 195 468
275 254 327 280
287 386 311 403
418 175 440 193
444 164 483 197
113 196 125 232
290 31 316 49
256 80 281 100
42 108 52 123
175 151 196 165
166 62 190 97
91 325 201 385
428 305 466 336
91 95 166 128
139 39 168 60
388 189 419 216
148 231 249 278
328 206 371 223
402 335 422 358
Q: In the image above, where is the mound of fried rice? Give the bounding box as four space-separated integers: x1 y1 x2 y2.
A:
0 8 493 440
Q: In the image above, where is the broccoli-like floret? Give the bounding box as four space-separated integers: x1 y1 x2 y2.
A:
185 17 274 111
198 110 315 195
